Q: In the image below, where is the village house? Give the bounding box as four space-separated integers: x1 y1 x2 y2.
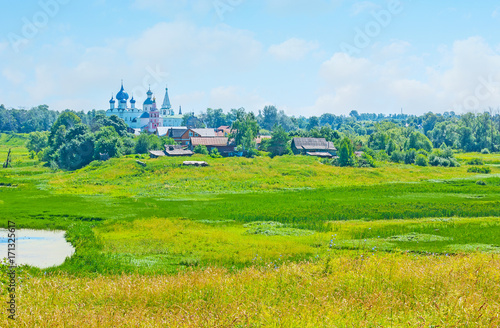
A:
157 127 220 146
216 126 233 137
189 137 236 156
291 137 337 158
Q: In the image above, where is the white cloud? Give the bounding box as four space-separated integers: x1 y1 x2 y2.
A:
2 68 26 85
493 6 499 18
351 1 379 15
0 42 8 54
312 37 500 115
377 40 411 57
268 38 319 61
127 21 262 71
1 21 264 112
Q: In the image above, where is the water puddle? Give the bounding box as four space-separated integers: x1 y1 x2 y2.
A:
0 229 74 268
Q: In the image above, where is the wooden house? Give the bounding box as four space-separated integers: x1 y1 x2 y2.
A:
291 138 337 158
189 137 235 156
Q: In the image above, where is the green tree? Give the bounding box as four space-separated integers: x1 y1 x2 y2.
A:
135 134 150 154
415 154 428 166
390 150 405 163
194 145 209 155
231 112 259 148
26 131 49 153
49 111 81 147
94 126 123 158
268 125 291 157
262 105 278 131
161 136 177 145
91 114 128 137
57 133 95 170
307 116 320 131
404 149 417 164
406 131 433 152
338 137 355 167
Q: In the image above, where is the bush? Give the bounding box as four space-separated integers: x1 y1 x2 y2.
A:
415 154 428 166
210 148 222 158
417 149 429 157
428 147 460 167
390 150 405 163
357 153 376 168
481 148 490 154
467 166 491 174
374 150 390 162
135 134 150 154
194 145 209 155
476 180 487 185
467 158 484 165
404 149 417 164
247 148 259 158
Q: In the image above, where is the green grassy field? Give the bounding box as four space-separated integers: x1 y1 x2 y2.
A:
1 133 500 326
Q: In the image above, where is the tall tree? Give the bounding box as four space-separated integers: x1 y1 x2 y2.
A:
338 137 355 167
268 125 291 157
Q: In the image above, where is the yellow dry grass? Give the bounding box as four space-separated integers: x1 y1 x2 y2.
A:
5 253 499 327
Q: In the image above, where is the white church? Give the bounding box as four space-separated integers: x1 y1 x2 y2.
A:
106 83 184 133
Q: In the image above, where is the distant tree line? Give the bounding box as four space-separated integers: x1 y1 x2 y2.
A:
3 102 499 170
0 104 107 133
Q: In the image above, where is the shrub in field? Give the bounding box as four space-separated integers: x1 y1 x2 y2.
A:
374 150 390 162
390 150 405 163
415 154 428 166
467 158 484 165
194 145 209 155
210 148 222 158
404 149 417 164
429 146 460 167
481 148 490 154
476 180 487 185
357 152 376 168
468 166 491 174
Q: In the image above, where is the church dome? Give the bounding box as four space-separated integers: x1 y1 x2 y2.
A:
130 97 136 104
109 96 115 104
116 84 129 101
140 112 150 119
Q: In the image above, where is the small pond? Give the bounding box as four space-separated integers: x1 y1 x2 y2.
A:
0 229 75 268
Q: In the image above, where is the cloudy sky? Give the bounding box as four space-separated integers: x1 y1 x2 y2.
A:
1 0 500 116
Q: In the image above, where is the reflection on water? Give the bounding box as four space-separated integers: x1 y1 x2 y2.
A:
0 229 75 268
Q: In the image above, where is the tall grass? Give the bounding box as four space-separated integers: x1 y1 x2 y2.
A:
3 253 499 327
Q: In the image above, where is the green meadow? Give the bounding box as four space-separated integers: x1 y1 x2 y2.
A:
1 133 500 326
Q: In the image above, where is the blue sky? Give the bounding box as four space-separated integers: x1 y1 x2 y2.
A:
1 0 499 116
